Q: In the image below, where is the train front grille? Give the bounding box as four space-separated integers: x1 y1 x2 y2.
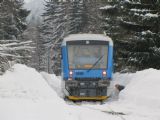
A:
75 77 100 81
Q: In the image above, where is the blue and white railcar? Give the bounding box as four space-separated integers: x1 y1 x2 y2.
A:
61 34 113 101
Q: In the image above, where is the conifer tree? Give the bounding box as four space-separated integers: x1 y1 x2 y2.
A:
0 0 29 40
0 0 32 73
101 0 160 71
39 0 66 74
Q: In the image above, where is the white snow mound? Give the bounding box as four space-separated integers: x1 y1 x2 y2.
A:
119 68 160 109
0 64 58 100
0 64 74 120
41 72 62 97
0 64 160 120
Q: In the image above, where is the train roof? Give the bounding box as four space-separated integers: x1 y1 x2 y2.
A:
62 34 113 46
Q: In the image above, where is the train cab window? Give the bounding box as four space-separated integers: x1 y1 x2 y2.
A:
68 45 108 69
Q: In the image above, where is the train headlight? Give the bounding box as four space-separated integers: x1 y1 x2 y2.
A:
69 70 73 77
102 70 107 77
69 71 73 75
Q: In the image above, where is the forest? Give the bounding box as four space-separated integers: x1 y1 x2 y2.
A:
0 0 160 75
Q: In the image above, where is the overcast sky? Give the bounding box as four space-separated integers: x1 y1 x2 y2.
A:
24 0 33 3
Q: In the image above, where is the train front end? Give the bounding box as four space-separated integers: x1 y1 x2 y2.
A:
61 34 113 101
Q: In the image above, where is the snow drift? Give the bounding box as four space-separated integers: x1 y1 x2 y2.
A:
0 64 58 100
83 69 160 120
0 64 160 120
118 68 160 109
0 64 72 120
41 72 62 97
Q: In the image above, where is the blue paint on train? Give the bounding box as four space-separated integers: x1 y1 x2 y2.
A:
61 45 113 80
61 34 113 100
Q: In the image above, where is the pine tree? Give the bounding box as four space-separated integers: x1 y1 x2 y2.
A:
21 26 40 68
39 0 66 74
0 0 32 73
100 0 127 71
66 0 86 34
80 0 108 33
101 0 160 71
0 0 29 40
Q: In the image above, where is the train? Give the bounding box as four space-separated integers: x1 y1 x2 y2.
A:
61 34 113 101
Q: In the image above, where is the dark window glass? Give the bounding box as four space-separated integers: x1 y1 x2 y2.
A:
68 45 108 69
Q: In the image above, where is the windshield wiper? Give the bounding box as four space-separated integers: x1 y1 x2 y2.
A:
87 55 104 72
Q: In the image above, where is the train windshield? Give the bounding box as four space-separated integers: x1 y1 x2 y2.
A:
68 45 108 69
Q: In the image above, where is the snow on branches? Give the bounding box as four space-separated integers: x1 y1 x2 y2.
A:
0 40 34 64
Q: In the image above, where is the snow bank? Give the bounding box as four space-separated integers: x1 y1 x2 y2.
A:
0 64 74 120
111 69 160 110
41 72 62 97
0 64 58 100
119 69 160 109
1 64 160 120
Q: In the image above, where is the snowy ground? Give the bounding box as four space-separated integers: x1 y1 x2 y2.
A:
0 64 160 120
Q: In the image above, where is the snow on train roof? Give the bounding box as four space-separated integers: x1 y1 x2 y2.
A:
62 34 113 46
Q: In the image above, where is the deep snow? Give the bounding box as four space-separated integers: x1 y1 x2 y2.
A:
0 64 160 120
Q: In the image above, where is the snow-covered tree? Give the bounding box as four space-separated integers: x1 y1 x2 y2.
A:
21 26 40 68
66 0 86 34
0 55 10 75
0 39 34 74
0 0 33 74
82 0 108 33
38 0 66 74
119 0 160 70
101 0 160 71
0 0 29 40
100 0 127 71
